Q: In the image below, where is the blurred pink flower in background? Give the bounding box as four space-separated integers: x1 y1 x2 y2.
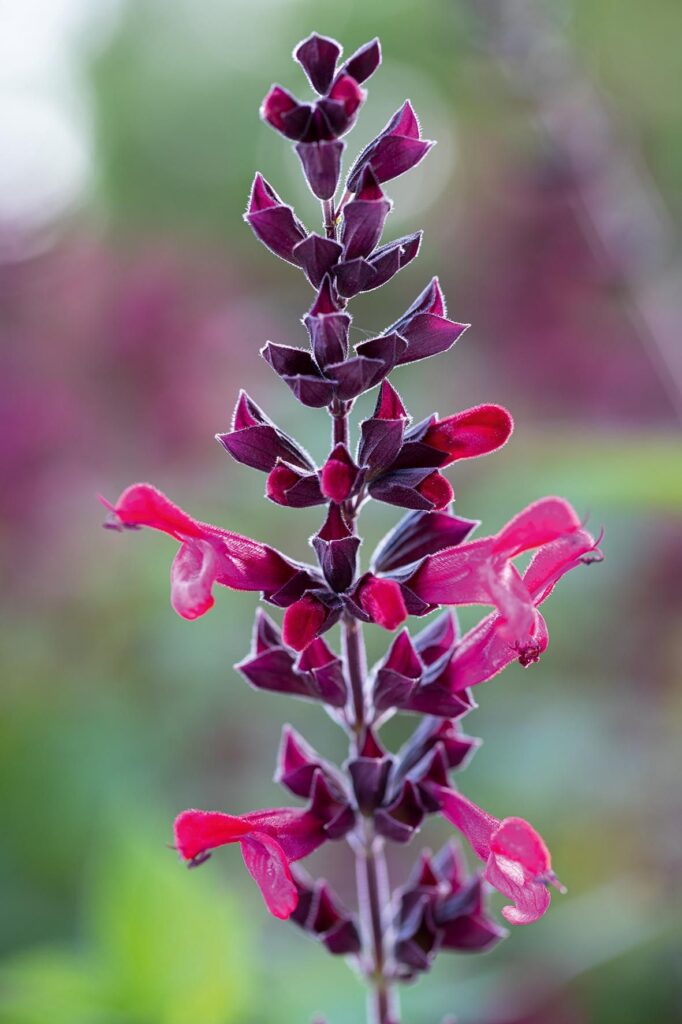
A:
0 233 277 590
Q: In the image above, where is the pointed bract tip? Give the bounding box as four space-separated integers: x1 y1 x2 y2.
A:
344 37 382 84
309 274 339 316
248 172 278 213
375 378 408 420
355 164 385 201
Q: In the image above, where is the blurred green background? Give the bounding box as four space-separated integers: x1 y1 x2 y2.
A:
1 1 681 1022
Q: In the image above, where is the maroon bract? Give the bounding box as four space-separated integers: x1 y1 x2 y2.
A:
347 100 435 191
393 842 506 975
244 174 307 264
104 32 602 1024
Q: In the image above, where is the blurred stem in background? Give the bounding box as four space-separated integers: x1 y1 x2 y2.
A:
464 0 682 422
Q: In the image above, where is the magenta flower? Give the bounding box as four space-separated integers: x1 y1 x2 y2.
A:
426 785 564 925
405 497 601 656
440 526 604 689
357 383 510 514
101 483 301 619
174 770 354 919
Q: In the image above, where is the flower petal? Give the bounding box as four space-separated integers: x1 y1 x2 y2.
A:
437 787 497 862
240 833 299 920
490 817 552 877
485 854 551 926
170 541 217 619
282 594 328 651
108 482 203 539
174 809 253 863
493 497 583 558
105 483 299 611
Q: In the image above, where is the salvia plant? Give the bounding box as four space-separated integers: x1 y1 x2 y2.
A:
103 33 603 1024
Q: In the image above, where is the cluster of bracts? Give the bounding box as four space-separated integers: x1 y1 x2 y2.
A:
104 33 601 987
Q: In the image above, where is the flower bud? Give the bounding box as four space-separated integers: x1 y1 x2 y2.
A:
261 85 312 140
266 462 324 508
340 166 392 261
311 503 361 592
304 277 350 369
423 405 513 466
358 575 408 631
320 443 360 502
282 594 328 651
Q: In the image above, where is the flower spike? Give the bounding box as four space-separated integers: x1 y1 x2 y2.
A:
105 29 602 1020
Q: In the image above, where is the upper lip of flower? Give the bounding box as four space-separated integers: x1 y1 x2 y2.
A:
402 497 602 638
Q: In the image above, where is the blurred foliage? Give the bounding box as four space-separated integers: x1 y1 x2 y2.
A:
2 0 681 1022
0 829 253 1024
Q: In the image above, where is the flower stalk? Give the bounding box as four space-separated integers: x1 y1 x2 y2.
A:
355 819 396 1024
103 31 602 1023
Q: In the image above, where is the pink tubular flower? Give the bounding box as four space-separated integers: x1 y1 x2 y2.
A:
175 809 300 919
174 813 305 919
406 497 601 654
429 786 564 925
174 772 354 919
443 526 603 688
101 483 298 619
